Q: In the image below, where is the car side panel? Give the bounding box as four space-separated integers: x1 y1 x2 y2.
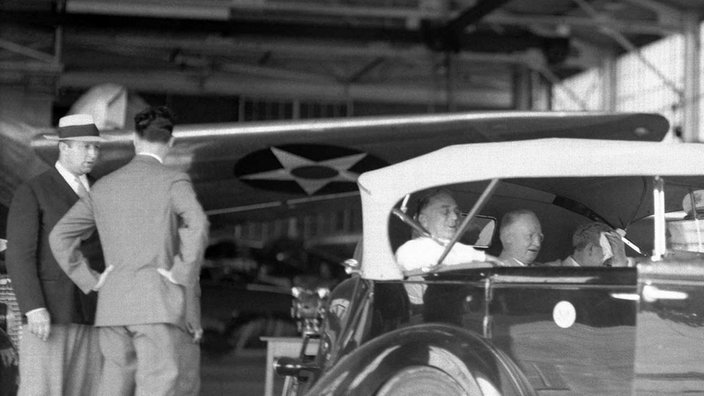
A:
634 260 704 395
305 323 535 396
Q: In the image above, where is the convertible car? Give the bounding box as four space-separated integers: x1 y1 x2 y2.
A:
275 118 704 395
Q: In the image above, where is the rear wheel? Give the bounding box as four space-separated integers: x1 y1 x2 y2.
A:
375 366 468 396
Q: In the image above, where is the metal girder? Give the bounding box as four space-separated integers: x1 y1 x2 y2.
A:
63 0 684 36
0 39 56 64
446 0 514 35
572 0 683 99
3 10 569 56
423 0 514 52
484 13 681 35
67 0 230 20
68 0 440 21
61 29 540 66
58 70 513 108
621 0 685 25
346 58 386 84
682 12 700 142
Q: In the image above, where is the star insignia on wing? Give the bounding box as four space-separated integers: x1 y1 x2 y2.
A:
240 147 367 195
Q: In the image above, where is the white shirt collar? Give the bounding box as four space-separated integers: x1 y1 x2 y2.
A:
55 161 89 193
137 152 164 164
564 256 581 267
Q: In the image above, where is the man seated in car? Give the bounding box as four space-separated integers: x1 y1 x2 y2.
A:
498 209 543 266
548 222 628 267
395 189 494 304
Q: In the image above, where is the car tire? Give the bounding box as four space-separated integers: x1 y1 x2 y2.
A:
375 365 468 396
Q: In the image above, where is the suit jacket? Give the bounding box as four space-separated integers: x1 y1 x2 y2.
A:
50 155 208 327
5 168 104 324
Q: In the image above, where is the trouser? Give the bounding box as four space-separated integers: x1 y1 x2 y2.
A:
98 323 191 396
18 323 101 396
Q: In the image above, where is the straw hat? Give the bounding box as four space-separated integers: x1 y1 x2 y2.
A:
46 114 104 142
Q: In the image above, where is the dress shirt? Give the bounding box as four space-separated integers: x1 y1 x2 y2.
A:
563 256 581 267
136 152 164 164
501 257 528 267
55 161 90 195
396 237 487 272
396 237 487 304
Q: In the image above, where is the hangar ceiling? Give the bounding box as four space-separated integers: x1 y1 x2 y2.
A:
1 0 704 110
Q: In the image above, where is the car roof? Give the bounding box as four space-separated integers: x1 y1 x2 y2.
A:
358 138 704 279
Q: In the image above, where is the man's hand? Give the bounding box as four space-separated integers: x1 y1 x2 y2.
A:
186 323 203 344
0 348 17 367
92 265 114 291
157 268 178 285
26 308 51 341
485 254 506 267
184 286 202 343
605 231 628 267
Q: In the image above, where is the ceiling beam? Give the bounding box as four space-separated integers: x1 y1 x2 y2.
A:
58 70 512 108
0 39 57 63
67 0 443 21
66 0 230 20
63 0 681 36
447 0 513 35
422 0 513 52
62 31 535 65
485 12 680 35
621 0 685 25
2 10 568 57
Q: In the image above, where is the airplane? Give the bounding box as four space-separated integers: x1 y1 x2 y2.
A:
0 87 671 351
28 110 669 223
2 94 671 259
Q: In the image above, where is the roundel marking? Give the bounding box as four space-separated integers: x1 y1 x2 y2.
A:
235 144 387 195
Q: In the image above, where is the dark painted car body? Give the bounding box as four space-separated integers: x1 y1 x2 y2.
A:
278 133 704 395
298 263 704 395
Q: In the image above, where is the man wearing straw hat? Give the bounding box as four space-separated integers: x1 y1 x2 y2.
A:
5 114 105 396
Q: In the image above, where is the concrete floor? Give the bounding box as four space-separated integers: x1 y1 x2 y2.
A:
201 348 285 396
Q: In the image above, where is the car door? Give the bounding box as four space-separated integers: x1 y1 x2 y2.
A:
633 259 704 395
484 267 639 395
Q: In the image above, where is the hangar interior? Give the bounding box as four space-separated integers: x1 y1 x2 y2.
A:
2 1 704 393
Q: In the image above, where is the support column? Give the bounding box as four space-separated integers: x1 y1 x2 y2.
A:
512 65 532 110
600 50 617 111
683 12 700 142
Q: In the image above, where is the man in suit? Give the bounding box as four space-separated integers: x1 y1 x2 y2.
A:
498 209 543 266
50 106 208 396
395 189 497 304
5 114 104 396
548 222 628 267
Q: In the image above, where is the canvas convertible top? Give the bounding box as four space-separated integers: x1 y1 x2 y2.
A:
358 138 704 279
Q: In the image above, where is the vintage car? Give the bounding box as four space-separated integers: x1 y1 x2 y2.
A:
275 117 704 395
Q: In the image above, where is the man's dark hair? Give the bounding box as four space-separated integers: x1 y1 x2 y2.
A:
572 222 612 251
413 188 454 220
134 106 175 143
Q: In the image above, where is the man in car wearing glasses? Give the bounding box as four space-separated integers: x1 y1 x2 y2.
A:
498 209 544 267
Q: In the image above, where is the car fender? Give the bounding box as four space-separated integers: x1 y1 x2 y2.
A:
306 322 535 396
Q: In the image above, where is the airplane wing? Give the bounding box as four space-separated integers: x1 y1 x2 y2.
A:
30 111 668 228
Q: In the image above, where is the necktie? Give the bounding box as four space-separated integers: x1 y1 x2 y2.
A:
75 177 89 198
